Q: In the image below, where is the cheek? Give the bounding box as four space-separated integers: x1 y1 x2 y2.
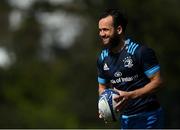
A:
109 28 115 35
109 31 115 37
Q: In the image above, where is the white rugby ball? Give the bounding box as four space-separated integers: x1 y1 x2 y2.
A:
98 89 120 122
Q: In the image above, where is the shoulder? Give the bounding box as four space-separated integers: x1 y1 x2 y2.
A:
97 49 109 63
124 38 142 55
125 38 155 56
138 45 156 57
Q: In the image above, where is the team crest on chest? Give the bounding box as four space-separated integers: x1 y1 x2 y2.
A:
123 56 133 68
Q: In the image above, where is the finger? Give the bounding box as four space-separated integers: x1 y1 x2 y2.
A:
113 88 122 96
113 88 120 93
99 114 102 118
113 96 123 103
116 103 125 111
113 95 120 100
115 97 127 111
113 94 125 103
120 97 126 103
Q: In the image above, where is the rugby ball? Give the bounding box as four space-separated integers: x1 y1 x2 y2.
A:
98 89 120 122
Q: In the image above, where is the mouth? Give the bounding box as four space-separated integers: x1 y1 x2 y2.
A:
102 37 109 43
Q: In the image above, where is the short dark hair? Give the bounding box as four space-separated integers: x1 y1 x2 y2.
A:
99 9 128 32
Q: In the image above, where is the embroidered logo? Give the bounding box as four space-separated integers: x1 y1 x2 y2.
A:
103 63 109 70
123 56 133 68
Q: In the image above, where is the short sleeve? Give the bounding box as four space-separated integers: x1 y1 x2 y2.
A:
140 46 160 78
97 55 109 84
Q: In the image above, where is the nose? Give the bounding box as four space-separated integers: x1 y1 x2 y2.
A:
99 30 105 37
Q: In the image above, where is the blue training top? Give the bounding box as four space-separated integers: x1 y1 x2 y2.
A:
97 38 161 115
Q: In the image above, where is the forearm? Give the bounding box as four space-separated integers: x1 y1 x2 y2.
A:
98 84 106 95
99 86 105 95
131 80 162 99
130 72 163 99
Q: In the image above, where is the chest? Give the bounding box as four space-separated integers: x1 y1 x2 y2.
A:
103 53 141 79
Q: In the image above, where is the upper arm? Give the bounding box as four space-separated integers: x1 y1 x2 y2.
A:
97 50 109 84
140 46 160 78
140 46 163 88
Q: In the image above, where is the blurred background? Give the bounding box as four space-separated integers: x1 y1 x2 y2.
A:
0 0 179 128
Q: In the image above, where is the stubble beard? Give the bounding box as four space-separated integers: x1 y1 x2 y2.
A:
101 33 120 50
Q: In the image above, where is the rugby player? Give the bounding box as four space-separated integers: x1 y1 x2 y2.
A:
97 9 164 129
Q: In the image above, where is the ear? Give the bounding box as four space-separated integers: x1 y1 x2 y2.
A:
117 26 122 35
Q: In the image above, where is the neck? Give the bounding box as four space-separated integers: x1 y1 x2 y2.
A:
111 39 125 53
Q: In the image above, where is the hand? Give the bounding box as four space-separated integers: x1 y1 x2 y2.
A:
98 111 103 119
113 88 131 112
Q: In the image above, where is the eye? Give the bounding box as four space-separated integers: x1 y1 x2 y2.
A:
99 28 109 32
103 28 109 31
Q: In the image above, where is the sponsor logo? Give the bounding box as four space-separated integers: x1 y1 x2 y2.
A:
103 63 109 70
114 72 122 77
110 74 138 84
123 56 133 68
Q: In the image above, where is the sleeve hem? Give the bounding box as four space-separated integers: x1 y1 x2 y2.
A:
98 77 107 84
144 65 160 77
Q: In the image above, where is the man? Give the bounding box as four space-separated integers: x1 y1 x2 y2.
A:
97 9 164 129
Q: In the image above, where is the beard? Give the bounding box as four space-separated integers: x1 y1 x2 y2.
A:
100 33 120 50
